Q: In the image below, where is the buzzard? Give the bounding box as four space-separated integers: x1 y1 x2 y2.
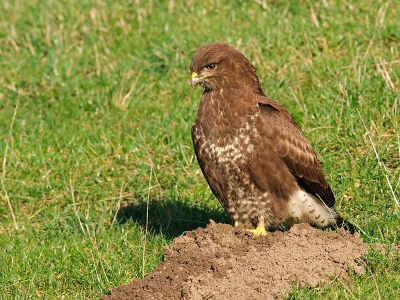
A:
190 42 347 237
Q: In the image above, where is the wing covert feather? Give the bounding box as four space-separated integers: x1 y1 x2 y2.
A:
256 96 336 207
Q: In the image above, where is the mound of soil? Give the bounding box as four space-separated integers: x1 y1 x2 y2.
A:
100 221 364 300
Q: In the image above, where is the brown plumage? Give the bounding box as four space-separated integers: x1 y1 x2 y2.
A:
190 42 347 236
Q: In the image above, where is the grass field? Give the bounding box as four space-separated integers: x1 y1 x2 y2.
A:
0 0 399 298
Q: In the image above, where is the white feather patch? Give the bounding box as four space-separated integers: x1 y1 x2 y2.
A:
288 189 338 227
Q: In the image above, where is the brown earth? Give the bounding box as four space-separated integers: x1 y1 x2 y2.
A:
100 221 365 300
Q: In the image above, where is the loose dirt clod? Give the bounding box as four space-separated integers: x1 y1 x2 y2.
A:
100 222 364 300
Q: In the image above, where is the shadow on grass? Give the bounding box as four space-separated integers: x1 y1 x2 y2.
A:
114 198 230 239
114 198 357 239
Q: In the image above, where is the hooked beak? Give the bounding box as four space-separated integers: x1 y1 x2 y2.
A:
190 72 200 88
190 72 212 88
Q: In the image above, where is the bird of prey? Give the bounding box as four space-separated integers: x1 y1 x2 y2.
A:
190 42 347 237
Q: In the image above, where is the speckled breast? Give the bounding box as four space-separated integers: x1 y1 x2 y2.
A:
192 90 271 225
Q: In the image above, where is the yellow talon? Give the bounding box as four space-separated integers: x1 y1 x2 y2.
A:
246 225 268 238
246 216 268 238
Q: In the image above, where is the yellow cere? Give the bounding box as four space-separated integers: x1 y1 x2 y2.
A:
191 72 198 78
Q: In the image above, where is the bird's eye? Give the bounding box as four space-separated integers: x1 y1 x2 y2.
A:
206 64 216 71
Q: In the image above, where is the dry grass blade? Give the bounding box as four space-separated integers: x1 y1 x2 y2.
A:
118 70 143 109
374 57 397 92
362 258 382 300
357 109 398 207
137 128 164 197
1 97 20 230
111 179 133 227
2 98 19 178
142 159 153 279
70 179 87 236
1 178 18 230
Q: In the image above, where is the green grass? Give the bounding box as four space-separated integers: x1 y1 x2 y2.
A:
0 0 399 298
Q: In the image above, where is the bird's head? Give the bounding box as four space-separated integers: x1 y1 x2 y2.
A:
190 42 263 94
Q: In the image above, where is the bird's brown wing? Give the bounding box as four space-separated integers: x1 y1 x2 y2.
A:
256 96 336 208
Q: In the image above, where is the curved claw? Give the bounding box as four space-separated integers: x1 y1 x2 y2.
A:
246 216 268 238
246 225 268 238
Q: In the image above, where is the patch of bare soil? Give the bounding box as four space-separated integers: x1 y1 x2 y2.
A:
100 221 364 300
